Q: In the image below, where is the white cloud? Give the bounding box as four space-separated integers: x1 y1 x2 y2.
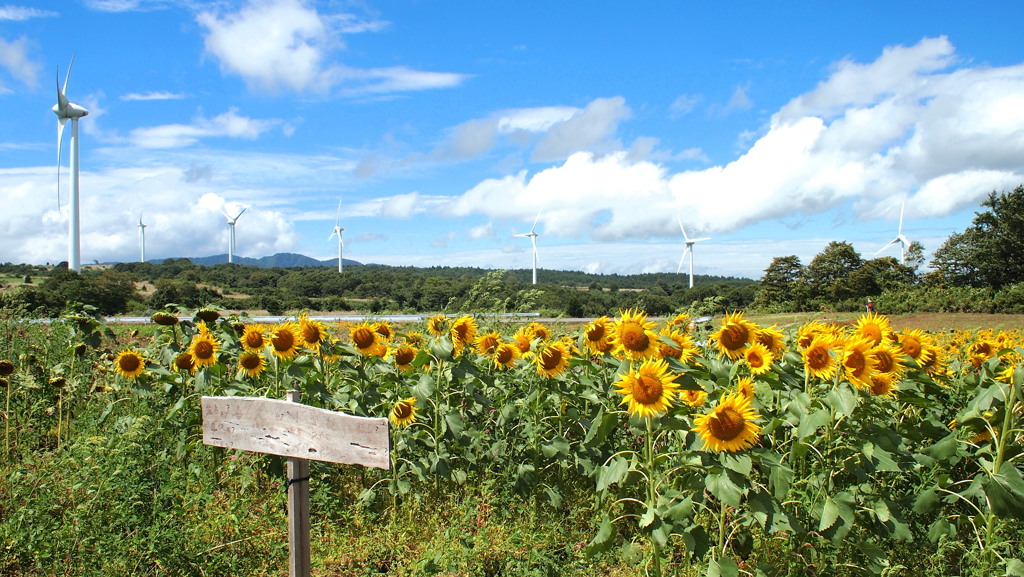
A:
128 108 283 148
0 6 57 20
670 94 700 118
468 222 494 240
197 0 465 95
121 91 186 101
0 35 40 91
532 97 631 161
442 37 1024 251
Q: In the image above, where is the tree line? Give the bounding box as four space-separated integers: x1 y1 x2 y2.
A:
3 184 1024 317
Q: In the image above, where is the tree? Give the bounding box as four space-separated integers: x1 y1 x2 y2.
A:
752 255 803 309
806 241 863 302
931 185 1024 289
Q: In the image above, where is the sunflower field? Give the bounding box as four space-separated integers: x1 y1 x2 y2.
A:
1 303 1023 577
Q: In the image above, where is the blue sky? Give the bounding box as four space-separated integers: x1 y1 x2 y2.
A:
2 1 1024 280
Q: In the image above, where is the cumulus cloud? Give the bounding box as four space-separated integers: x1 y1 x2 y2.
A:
0 35 41 91
197 0 465 95
441 37 1024 246
121 91 186 101
0 6 57 20
128 108 284 148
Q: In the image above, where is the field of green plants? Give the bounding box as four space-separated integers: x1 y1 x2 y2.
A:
1 303 1022 576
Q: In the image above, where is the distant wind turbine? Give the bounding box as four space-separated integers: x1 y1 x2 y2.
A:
138 213 147 263
677 218 710 289
328 199 344 273
514 211 541 285
53 56 89 272
221 207 247 264
875 202 911 265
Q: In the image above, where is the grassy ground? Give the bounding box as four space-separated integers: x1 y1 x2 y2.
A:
747 311 1024 332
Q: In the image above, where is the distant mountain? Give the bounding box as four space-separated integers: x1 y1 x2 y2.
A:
155 252 362 268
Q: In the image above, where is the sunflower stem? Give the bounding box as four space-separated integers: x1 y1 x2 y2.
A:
981 378 1016 570
644 416 662 577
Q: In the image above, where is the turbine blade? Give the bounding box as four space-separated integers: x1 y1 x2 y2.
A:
335 199 342 227
55 68 68 113
678 217 689 242
530 209 541 233
898 202 905 235
62 55 74 101
56 119 65 210
691 237 711 243
677 249 688 274
874 239 900 255
235 207 247 220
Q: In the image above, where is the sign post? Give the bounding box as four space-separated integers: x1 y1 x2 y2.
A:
202 391 389 577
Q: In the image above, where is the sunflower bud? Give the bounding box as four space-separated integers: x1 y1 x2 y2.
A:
195 309 220 323
151 312 180 326
0 359 14 377
49 377 67 390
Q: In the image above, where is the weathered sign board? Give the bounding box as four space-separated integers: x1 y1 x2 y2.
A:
202 392 389 577
202 395 389 469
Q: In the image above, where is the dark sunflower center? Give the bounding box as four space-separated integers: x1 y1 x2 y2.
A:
119 354 141 372
747 350 765 368
395 348 415 365
845 350 866 374
720 324 748 350
352 328 375 349
495 346 514 364
194 341 214 359
479 336 498 354
807 346 830 369
240 354 261 370
175 353 194 370
0 360 15 377
875 352 893 373
302 325 321 344
620 324 650 352
709 408 745 441
632 373 663 406
902 339 921 358
586 324 606 341
540 347 562 370
393 402 413 420
244 332 264 349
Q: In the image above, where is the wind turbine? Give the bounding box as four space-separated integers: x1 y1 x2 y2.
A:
514 211 541 285
677 218 710 289
221 207 246 264
53 56 89 272
875 202 911 265
328 199 344 273
138 213 147 263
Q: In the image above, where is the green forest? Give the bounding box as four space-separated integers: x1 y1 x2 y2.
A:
3 185 1024 318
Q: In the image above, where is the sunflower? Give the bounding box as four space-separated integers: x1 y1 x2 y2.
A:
389 397 418 428
189 331 220 369
611 308 660 361
237 351 267 378
527 322 551 342
967 339 998 368
692 392 762 452
151 311 179 326
582 317 615 354
533 340 571 378
450 315 479 355
743 341 774 376
491 342 521 370
173 352 196 374
871 342 906 379
679 387 708 408
268 322 301 359
797 320 830 350
114 349 146 379
0 359 14 377
753 325 787 357
373 321 395 343
298 315 328 352
897 328 934 364
240 324 267 352
475 331 502 356
511 325 538 354
404 331 425 347
349 322 380 356
659 330 700 364
802 335 838 381
426 314 449 336
867 373 897 398
735 377 756 400
391 344 418 372
711 311 758 360
853 312 892 347
666 312 692 332
613 357 682 418
842 336 878 390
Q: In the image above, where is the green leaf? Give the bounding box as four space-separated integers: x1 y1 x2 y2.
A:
797 409 831 440
412 373 435 400
707 556 739 577
928 517 952 543
720 452 751 476
826 385 858 418
705 469 743 508
585 516 617 557
924 433 959 462
819 498 840 532
987 466 1024 520
913 487 940 514
597 457 628 491
541 436 570 459
1005 558 1024 577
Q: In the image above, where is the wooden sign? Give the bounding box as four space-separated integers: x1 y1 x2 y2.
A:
202 392 390 577
202 395 389 469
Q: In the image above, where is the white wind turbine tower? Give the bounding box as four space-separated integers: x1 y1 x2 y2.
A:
515 211 541 285
328 199 344 273
138 213 147 263
53 56 89 272
677 218 710 289
875 202 911 265
221 207 247 264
